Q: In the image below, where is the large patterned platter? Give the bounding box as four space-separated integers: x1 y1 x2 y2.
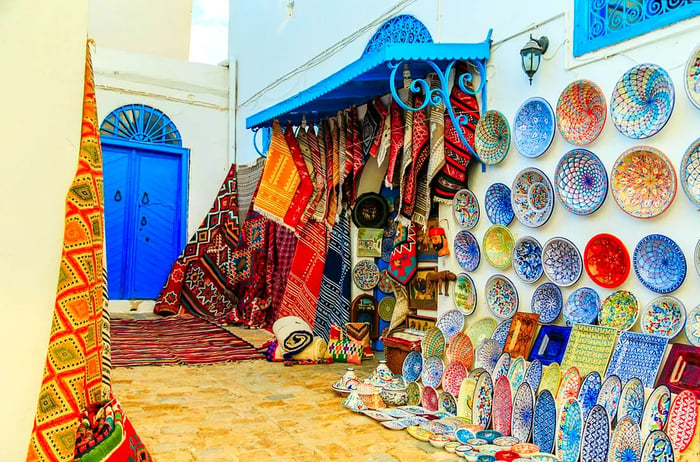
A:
633 234 686 294
475 110 511 165
686 303 700 346
454 230 481 272
511 382 535 444
640 385 671 441
485 182 515 226
453 272 477 315
666 389 698 453
402 351 422 383
580 404 610 462
641 295 686 339
577 371 602 421
685 44 700 110
561 323 617 378
680 137 700 208
512 236 544 284
539 362 562 396
442 362 468 397
493 352 512 383
597 374 622 423
511 167 555 228
422 327 446 358
610 146 677 218
437 309 465 341
583 233 630 289
533 389 557 454
557 366 582 406
472 370 494 430
492 376 513 436
421 356 445 388
599 289 639 331
483 224 514 270
611 63 675 139
609 417 642 462
514 96 556 158
453 188 480 229
531 282 562 324
556 79 607 146
446 332 474 368
554 148 608 215
641 430 675 462
508 356 527 392
491 318 512 350
563 287 600 326
542 237 583 287
475 339 502 373
524 358 543 392
618 377 645 426
555 397 583 462
605 331 668 388
485 274 519 319
353 259 380 290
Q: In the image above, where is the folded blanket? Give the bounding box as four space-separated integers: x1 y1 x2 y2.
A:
272 316 314 358
291 337 329 361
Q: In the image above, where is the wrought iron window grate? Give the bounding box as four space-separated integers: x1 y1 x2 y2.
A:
100 104 182 146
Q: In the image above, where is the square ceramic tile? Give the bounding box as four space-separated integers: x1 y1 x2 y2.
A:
561 323 617 377
653 343 698 394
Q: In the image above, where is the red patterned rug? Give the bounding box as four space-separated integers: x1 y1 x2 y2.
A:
111 316 264 367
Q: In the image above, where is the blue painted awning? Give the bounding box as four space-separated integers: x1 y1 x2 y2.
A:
245 36 492 129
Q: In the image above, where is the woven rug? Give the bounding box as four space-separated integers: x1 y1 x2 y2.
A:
111 315 264 367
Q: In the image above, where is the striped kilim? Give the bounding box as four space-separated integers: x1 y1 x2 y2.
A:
385 98 405 188
283 121 313 232
401 94 430 222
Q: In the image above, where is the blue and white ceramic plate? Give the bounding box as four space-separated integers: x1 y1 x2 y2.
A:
485 182 515 226
454 230 481 272
512 236 544 284
492 318 512 350
493 352 512 383
577 371 602 421
511 167 555 228
618 377 645 425
609 417 643 462
640 385 671 441
555 397 583 462
597 374 622 423
437 309 465 342
533 389 557 454
402 351 423 383
531 282 563 324
542 237 583 287
508 357 527 393
563 287 600 326
605 331 668 388
580 404 611 462
421 356 445 389
485 274 519 319
633 234 687 294
511 382 535 444
514 96 556 158
641 430 675 462
686 303 700 347
475 339 503 373
524 359 543 392
554 148 608 216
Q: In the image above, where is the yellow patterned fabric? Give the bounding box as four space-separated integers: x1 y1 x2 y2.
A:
27 42 110 461
253 120 301 225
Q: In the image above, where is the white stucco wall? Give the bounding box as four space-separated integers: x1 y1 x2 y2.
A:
0 1 89 459
231 1 700 346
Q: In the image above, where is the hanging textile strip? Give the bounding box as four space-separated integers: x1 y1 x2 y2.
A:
385 98 405 188
362 97 386 160
307 123 327 222
283 121 313 231
324 118 338 228
396 93 414 220
350 106 362 204
432 62 480 203
278 219 329 328
388 223 418 285
317 121 329 223
376 100 393 168
427 74 446 183
313 211 352 341
412 165 431 226
336 111 348 211
236 157 265 227
268 221 298 323
253 119 301 225
154 163 240 316
400 93 430 222
295 126 320 228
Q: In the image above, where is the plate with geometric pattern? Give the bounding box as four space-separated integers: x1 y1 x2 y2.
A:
609 417 643 462
485 274 519 319
617 377 645 426
596 374 622 423
640 385 671 442
580 404 610 462
633 234 686 294
680 137 700 208
555 397 583 461
514 96 556 158
475 110 511 165
511 167 555 228
533 389 557 454
554 148 608 216
605 331 668 388
640 295 686 339
666 389 698 453
556 79 607 146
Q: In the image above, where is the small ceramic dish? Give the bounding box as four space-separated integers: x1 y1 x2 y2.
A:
444 441 461 453
476 430 502 444
429 434 451 448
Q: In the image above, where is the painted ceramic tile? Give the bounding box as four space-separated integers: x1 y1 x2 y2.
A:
605 331 668 388
503 312 540 360
561 323 617 378
356 227 384 257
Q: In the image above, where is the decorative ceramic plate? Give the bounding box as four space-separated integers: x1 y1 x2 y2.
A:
610 146 677 218
561 324 617 379
512 236 544 284
377 269 394 294
555 397 583 461
611 63 675 139
556 79 607 146
472 371 494 429
542 237 583 287
597 374 622 423
422 356 445 389
577 371 602 421
402 351 423 383
454 230 481 272
475 339 502 373
633 234 687 294
485 274 519 319
467 318 498 353
686 303 700 346
453 189 480 229
475 109 511 165
397 405 431 415
680 137 700 208
360 409 393 422
483 225 515 270
609 417 643 462
377 295 395 322
557 366 582 406
453 273 477 316
514 96 556 158
422 327 446 358
554 148 608 215
696 239 700 276
485 182 515 226
599 289 639 330
492 318 513 350
563 287 600 326
421 385 440 412
580 404 610 462
606 331 668 388
406 381 422 406
439 391 458 415
524 359 543 392
640 385 671 440
446 332 474 368
457 377 477 421
641 295 686 339
492 353 512 385
437 309 465 341
511 382 535 444
407 424 435 442
381 419 410 431
492 376 513 436
667 389 699 453
352 192 389 228
508 357 527 392
617 377 645 425
539 363 562 396
530 326 571 368
685 44 700 110
531 282 562 324
352 259 380 290
641 430 675 462
442 362 468 397
533 389 557 454
511 167 555 228
584 233 630 289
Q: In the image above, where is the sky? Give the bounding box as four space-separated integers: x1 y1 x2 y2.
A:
189 0 229 65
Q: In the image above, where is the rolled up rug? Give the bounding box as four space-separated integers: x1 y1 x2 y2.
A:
291 337 329 361
272 316 314 358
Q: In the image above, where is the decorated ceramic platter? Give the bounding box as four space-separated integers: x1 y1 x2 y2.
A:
531 282 563 324
557 366 582 405
641 295 686 339
492 318 512 350
377 295 395 322
453 189 480 229
353 259 380 290
514 96 556 158
483 224 515 270
475 109 511 165
579 404 610 462
421 356 445 389
422 327 446 358
446 332 474 368
563 287 600 326
685 44 700 110
511 382 535 444
360 409 394 422
610 146 677 219
554 148 608 215
442 362 468 397
539 363 562 396
665 389 698 453
376 269 394 293
533 389 557 454
607 331 668 388
611 63 675 139
511 167 555 228
640 385 671 440
633 234 686 294
599 289 640 330
475 339 502 373
641 430 675 462
686 303 700 347
493 352 512 383
472 370 494 430
407 424 435 442
577 371 602 421
406 381 422 406
457 377 477 420
402 351 423 383
680 137 700 208
492 376 513 436
617 377 645 426
542 237 583 287
437 309 465 341
453 272 477 316
695 239 700 276
556 79 607 146
524 359 543 392
508 357 527 393
584 233 630 289
485 182 515 226
597 374 622 423
421 385 440 412
555 397 583 461
467 318 498 353
454 230 481 272
485 274 519 319
610 417 643 462
512 236 544 284
439 391 458 415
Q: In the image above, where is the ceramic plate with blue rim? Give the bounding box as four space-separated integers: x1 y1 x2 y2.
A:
577 371 602 421
402 351 423 383
680 137 700 208
542 237 583 287
605 331 668 388
485 182 515 226
439 391 458 415
633 234 687 294
554 148 608 216
555 397 583 462
529 324 571 366
609 417 643 462
453 188 480 229
563 287 600 326
533 389 557 453
531 282 563 324
454 272 478 316
508 356 527 393
485 274 519 319
524 359 543 392
596 374 622 423
512 236 544 284
475 339 503 373
511 381 535 444
580 404 611 462
618 377 645 426
454 230 481 272
511 167 555 228
641 295 686 339
421 356 445 389
472 370 494 429
686 303 700 347
437 309 465 342
640 385 671 441
493 352 512 383
514 96 556 158
492 318 512 350
641 430 674 462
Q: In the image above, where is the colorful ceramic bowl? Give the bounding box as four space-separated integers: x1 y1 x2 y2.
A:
454 188 480 229
583 233 630 289
483 224 515 270
542 237 582 287
512 236 544 284
556 79 607 146
640 295 686 339
685 44 700 110
475 110 511 165
599 290 639 331
511 167 555 228
485 274 519 319
485 182 515 226
680 137 700 208
633 234 686 294
554 148 608 215
513 96 556 158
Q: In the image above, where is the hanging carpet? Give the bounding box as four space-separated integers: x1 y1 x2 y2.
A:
283 121 313 232
401 93 430 223
236 157 265 226
268 222 298 323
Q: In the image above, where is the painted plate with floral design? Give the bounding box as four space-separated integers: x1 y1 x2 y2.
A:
485 274 519 319
554 148 608 215
353 259 380 290
617 377 645 426
421 385 440 413
454 230 481 272
542 237 583 287
453 188 480 229
492 352 512 385
475 339 502 374
563 287 600 326
633 234 686 294
557 366 582 406
610 146 677 218
599 290 639 331
514 96 556 158
555 397 583 461
583 233 630 289
421 356 445 389
685 44 700 110
485 182 515 226
439 391 458 415
442 362 468 397
483 224 515 270
402 351 423 383
512 236 544 284
511 167 555 228
680 137 700 208
640 385 671 441
609 417 642 462
641 295 686 339
531 282 563 324
472 370 494 429
453 272 477 316
641 430 675 462
596 374 622 423
686 303 700 347
577 371 602 421
437 309 465 342
556 79 607 146
511 382 535 444
475 110 511 165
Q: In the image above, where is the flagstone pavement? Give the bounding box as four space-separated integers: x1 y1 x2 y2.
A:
111 326 700 462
